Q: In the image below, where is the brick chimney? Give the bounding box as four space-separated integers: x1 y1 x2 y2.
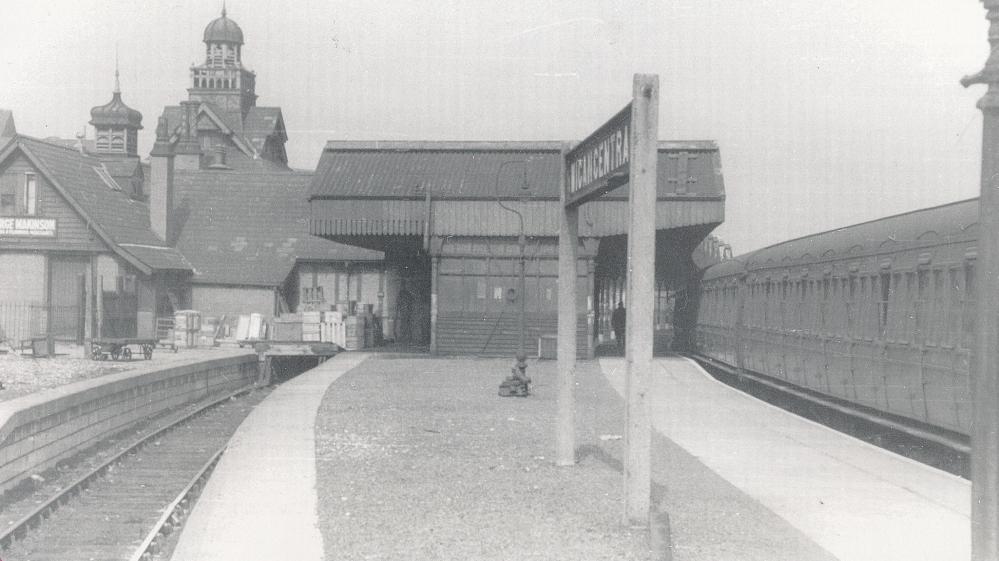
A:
0 109 16 145
150 114 175 242
174 101 202 171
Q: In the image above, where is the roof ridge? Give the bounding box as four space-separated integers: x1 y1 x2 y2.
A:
738 197 979 258
19 134 96 157
323 140 567 152
174 169 313 176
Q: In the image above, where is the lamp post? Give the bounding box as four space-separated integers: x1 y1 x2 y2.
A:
496 160 532 396
963 2 999 557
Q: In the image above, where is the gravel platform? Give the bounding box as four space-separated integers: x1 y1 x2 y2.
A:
315 357 837 561
0 346 245 402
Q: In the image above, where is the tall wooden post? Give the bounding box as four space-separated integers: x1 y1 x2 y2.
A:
964 2 999 558
586 257 597 359
624 74 659 527
557 143 578 467
45 256 54 355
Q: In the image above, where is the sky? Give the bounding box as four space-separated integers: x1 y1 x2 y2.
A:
0 0 990 253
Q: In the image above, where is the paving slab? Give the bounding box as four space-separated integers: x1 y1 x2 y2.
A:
170 353 369 561
599 356 970 561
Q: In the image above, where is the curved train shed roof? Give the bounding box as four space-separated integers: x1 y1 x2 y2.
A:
703 198 979 281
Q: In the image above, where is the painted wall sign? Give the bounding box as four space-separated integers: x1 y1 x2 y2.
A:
0 217 56 237
564 103 631 207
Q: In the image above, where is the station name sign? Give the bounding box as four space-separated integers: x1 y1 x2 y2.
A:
565 103 631 206
0 217 56 237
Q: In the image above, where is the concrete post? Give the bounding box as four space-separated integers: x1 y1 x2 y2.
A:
557 140 578 466
623 74 659 527
964 2 999 557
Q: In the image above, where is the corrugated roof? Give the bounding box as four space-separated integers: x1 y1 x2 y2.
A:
173 169 382 287
12 136 190 273
309 141 723 201
703 198 979 280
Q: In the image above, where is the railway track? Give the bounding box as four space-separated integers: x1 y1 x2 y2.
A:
0 386 271 561
689 353 970 478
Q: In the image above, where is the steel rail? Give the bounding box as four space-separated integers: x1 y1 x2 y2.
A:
0 384 257 550
128 446 227 561
688 352 970 455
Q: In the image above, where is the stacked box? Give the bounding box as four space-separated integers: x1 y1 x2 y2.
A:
174 310 201 348
271 319 302 341
538 335 557 359
302 310 321 342
247 313 265 340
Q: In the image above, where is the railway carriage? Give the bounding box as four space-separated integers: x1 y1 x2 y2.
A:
695 199 981 436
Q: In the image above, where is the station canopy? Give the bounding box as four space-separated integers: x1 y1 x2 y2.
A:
308 141 724 245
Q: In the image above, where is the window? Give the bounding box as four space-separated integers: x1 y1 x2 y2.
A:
963 262 977 348
948 267 962 346
22 173 36 215
878 273 891 339
0 172 14 214
930 269 945 345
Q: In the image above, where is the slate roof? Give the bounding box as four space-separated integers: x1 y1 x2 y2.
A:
101 158 141 178
309 141 723 200
41 137 96 153
160 103 287 169
173 169 382 287
243 107 285 151
9 136 190 273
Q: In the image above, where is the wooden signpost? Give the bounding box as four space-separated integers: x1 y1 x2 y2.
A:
558 74 659 527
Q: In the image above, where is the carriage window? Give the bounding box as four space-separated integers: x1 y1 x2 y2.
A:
905 271 917 343
927 269 942 345
764 282 772 328
963 262 977 348
878 273 891 339
948 268 961 346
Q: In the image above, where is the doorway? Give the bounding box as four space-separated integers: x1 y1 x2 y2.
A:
49 255 88 342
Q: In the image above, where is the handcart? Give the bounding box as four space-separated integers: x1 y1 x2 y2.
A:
90 338 158 361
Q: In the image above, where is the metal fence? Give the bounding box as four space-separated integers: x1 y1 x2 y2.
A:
0 301 47 346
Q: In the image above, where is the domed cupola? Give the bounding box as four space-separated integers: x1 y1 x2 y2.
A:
203 5 244 45
90 68 142 156
190 4 258 116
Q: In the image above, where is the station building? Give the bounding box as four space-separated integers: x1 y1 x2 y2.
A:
0 105 190 344
148 7 383 322
308 141 725 356
0 8 727 355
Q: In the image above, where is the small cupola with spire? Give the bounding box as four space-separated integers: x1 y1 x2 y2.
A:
90 63 143 157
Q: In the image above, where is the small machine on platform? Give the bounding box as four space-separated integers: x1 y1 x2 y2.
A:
498 362 531 397
90 338 159 361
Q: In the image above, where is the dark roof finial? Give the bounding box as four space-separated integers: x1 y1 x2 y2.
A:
113 45 120 94
222 1 227 17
